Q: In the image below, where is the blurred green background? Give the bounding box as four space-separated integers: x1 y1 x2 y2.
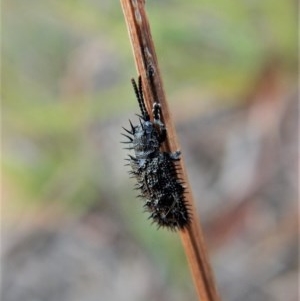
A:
2 1 298 301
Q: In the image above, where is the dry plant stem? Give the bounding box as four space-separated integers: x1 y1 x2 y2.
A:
120 1 220 301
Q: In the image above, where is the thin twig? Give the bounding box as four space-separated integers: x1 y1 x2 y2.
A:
120 1 220 300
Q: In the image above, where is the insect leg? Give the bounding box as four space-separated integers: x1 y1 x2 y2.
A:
152 103 166 143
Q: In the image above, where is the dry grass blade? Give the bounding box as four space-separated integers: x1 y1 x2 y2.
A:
120 1 220 300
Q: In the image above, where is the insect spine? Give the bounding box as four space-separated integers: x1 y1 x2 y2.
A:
122 75 190 230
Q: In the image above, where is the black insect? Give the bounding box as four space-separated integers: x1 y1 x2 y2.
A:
122 76 190 230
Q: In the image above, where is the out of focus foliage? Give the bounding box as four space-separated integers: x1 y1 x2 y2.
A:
3 1 298 301
3 0 297 212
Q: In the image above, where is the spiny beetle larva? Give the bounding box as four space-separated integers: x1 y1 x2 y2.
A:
122 76 190 230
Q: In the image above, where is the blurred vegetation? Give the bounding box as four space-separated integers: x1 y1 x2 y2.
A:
2 1 298 300
3 0 297 213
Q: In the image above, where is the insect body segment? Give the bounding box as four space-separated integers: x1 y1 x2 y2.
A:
122 76 190 230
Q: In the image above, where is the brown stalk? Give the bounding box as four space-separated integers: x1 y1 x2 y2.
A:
120 1 220 300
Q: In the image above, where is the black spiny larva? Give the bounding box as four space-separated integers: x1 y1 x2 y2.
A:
122 76 190 230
